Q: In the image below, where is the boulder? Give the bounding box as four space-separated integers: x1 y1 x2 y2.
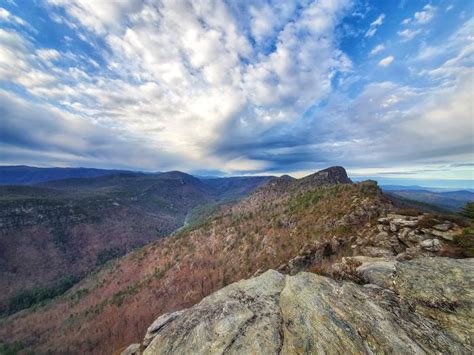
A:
359 246 393 258
143 310 185 347
433 223 452 232
390 222 399 232
431 229 454 241
120 343 140 355
420 238 441 252
137 258 473 355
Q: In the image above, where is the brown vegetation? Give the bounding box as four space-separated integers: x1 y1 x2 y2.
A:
0 177 390 354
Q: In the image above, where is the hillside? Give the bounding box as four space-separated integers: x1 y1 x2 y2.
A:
0 167 471 354
0 172 270 317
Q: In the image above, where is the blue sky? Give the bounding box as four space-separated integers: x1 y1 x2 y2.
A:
0 0 472 186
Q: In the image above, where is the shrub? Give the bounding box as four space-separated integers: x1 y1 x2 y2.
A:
459 202 474 220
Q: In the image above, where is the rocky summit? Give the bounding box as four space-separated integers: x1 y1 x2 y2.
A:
125 256 473 354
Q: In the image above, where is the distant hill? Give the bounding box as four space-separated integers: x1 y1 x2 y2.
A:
383 188 474 212
0 165 137 185
381 184 474 193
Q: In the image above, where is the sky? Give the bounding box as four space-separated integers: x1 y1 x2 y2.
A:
0 0 473 185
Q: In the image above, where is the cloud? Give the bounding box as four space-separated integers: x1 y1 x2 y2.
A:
378 55 394 66
369 44 385 56
414 4 436 24
0 90 184 170
0 6 26 26
46 0 144 34
365 13 385 37
397 28 421 40
0 0 354 173
1 1 472 177
400 4 436 29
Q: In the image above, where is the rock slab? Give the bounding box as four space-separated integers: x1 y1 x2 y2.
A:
132 257 473 355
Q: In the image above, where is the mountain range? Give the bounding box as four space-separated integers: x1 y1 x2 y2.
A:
383 188 473 212
0 166 472 354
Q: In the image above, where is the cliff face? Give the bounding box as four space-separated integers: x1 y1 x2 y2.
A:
126 256 474 355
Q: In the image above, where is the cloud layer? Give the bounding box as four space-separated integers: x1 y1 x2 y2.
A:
0 0 472 179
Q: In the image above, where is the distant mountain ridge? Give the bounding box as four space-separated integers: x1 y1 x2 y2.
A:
0 165 139 185
384 188 473 212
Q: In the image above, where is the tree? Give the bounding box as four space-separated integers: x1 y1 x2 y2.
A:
459 202 474 220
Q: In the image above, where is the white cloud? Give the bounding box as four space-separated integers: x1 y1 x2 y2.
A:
46 0 144 34
378 55 394 66
397 28 421 40
36 49 60 61
0 6 26 26
2 1 472 176
1 0 353 173
400 4 436 31
369 44 385 56
365 13 385 37
414 4 436 24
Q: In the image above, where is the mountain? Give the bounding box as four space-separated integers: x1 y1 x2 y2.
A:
385 189 474 212
0 166 137 185
0 166 471 354
0 172 271 317
382 184 474 193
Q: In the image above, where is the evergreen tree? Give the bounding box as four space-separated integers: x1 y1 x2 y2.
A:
459 202 474 220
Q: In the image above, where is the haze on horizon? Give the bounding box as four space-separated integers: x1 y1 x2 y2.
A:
0 0 472 184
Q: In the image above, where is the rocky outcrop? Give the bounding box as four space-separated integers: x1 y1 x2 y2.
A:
127 257 473 354
356 213 464 259
297 166 352 188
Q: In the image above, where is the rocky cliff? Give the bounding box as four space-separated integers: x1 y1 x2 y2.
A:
125 256 473 354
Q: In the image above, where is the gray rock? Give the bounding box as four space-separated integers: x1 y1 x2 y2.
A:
138 258 474 355
433 223 451 231
390 222 399 232
144 270 286 355
359 246 393 257
420 238 441 252
390 218 418 228
431 229 454 241
354 257 397 287
121 343 140 355
143 310 185 346
377 224 388 232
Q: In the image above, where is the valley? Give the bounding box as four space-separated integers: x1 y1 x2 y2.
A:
0 171 270 317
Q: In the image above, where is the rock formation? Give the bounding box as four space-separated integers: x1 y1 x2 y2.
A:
126 257 473 354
